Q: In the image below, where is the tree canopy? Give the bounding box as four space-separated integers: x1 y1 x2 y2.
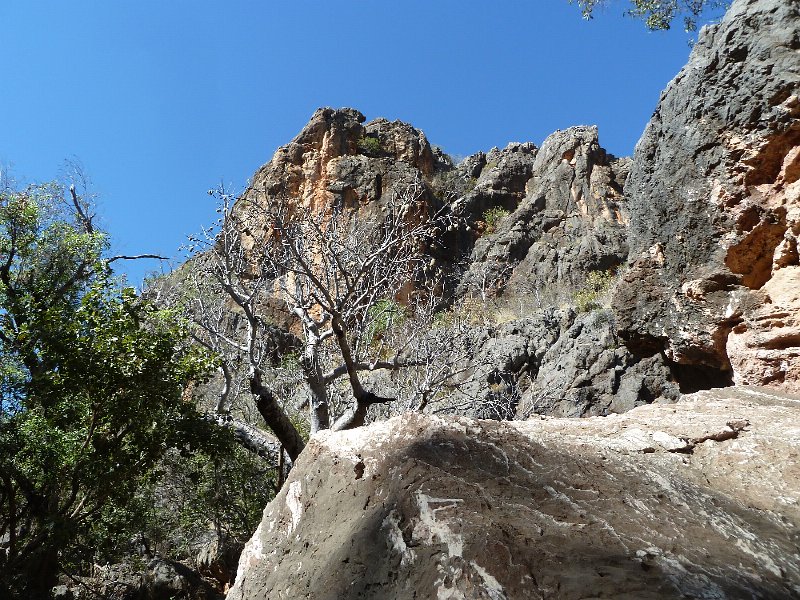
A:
0 180 216 597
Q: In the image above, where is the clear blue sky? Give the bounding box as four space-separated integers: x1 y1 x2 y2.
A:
0 1 724 287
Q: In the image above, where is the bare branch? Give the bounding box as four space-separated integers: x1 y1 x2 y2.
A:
106 254 169 263
69 184 94 235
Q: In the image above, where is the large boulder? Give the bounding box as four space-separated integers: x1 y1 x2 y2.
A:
615 0 800 392
228 387 800 599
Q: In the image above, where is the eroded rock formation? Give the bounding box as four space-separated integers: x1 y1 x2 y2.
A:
461 125 629 299
614 0 800 392
234 107 445 248
218 105 649 419
228 387 800 600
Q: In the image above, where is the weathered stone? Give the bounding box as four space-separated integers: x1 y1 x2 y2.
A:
460 126 628 300
363 118 437 176
228 387 800 600
516 309 679 417
615 0 800 392
196 534 243 589
444 308 679 420
52 584 74 600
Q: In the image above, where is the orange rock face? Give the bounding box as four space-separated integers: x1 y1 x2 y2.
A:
724 112 800 392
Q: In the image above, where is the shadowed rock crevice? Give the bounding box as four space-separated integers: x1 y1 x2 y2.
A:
667 360 734 394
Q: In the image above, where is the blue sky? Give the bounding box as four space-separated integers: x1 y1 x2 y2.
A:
0 1 725 287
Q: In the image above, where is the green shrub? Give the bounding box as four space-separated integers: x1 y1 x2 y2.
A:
482 206 510 234
573 269 614 312
139 440 276 560
357 135 383 156
366 299 406 343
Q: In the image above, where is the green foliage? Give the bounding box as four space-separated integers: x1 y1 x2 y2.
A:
482 206 510 234
0 183 217 596
139 442 275 560
432 308 456 329
366 299 406 344
279 351 301 371
573 269 614 312
357 135 383 156
569 0 729 31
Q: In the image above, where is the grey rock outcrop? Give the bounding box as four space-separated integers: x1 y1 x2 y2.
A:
513 309 679 417
219 107 655 421
460 126 628 300
615 0 800 392
439 309 678 421
228 387 800 599
65 557 223 600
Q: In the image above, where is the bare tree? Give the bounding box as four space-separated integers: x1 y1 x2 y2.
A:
171 179 473 461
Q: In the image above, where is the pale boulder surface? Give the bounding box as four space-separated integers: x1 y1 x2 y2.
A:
228 387 800 599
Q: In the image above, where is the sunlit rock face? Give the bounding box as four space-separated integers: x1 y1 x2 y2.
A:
220 106 655 418
228 387 800 599
460 125 629 299
615 0 800 393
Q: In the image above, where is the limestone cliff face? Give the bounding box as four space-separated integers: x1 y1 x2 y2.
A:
615 0 800 392
234 107 443 246
224 110 646 419
214 0 799 419
461 126 629 298
228 387 800 600
220 2 800 596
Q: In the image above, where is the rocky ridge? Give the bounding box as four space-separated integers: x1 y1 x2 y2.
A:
217 0 800 418
225 110 673 419
223 0 800 598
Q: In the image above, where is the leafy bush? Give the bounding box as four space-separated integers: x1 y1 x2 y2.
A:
366 299 406 344
573 269 614 312
0 181 217 596
357 135 383 156
140 441 276 561
482 206 510 234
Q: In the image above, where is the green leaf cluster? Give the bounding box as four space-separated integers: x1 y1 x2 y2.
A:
357 135 383 156
365 298 406 345
0 183 217 597
482 206 509 234
573 269 614 313
142 443 275 559
569 0 729 31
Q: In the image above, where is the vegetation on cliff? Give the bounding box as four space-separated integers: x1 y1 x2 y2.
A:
570 0 730 30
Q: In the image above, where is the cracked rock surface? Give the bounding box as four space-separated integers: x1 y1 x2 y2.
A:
228 386 800 600
615 0 800 391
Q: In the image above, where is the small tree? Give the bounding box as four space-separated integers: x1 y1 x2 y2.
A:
0 181 214 597
178 179 471 461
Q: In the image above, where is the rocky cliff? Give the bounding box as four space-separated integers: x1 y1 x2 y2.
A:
217 0 799 421
228 386 800 599
222 107 664 419
614 0 800 393
221 0 800 597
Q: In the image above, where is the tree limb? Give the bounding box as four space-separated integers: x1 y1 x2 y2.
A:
106 254 169 263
